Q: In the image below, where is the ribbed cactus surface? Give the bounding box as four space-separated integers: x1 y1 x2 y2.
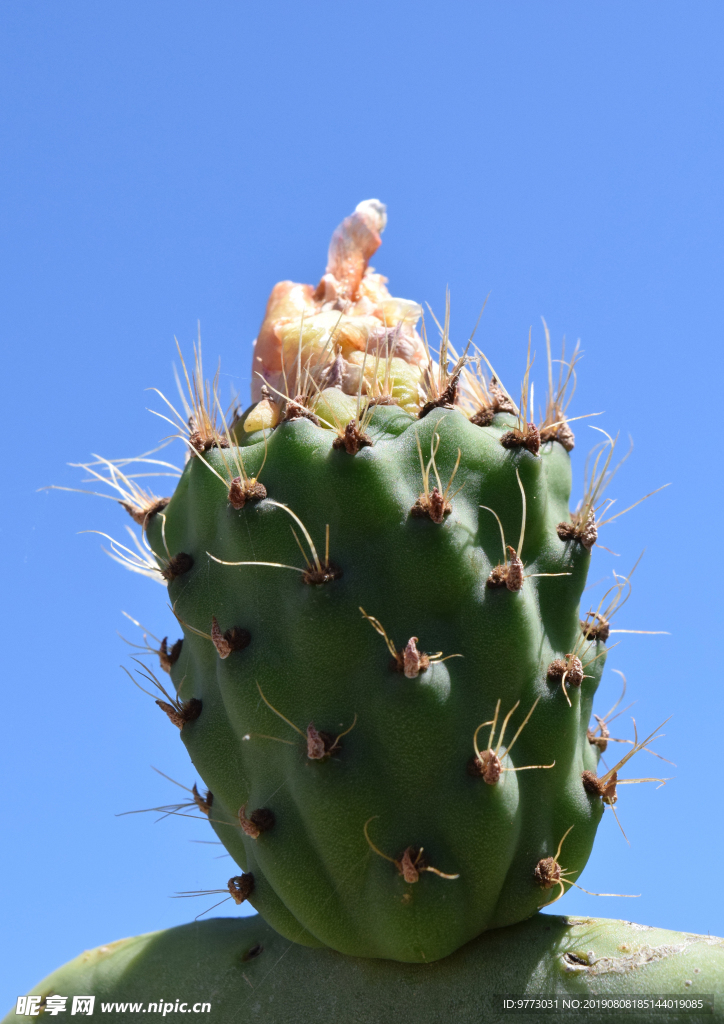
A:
140 209 615 958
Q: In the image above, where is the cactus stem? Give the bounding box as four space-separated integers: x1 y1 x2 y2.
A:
363 817 460 882
470 697 554 782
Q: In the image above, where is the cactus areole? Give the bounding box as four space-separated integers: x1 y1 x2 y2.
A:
143 201 618 963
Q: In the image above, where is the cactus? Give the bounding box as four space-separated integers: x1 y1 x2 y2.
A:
67 201 669 965
8 914 724 1023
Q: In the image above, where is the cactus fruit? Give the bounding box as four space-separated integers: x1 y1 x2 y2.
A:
8 914 724 1023
98 199 670 966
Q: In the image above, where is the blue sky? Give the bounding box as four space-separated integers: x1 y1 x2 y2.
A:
2 0 723 1006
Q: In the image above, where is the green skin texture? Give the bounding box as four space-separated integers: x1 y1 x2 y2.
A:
8 915 724 1024
146 405 607 963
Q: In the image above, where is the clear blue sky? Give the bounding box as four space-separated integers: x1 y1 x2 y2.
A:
2 1 723 1006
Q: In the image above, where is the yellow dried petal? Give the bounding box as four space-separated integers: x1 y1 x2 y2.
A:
377 298 423 329
313 388 359 428
243 398 280 433
365 357 422 413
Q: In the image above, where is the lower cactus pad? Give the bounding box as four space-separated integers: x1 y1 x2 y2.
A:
8 915 723 1023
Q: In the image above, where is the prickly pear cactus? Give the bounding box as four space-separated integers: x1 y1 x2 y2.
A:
109 202 658 963
9 915 724 1024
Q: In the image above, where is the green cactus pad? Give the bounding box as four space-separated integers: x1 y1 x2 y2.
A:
7 914 723 1023
144 404 611 963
